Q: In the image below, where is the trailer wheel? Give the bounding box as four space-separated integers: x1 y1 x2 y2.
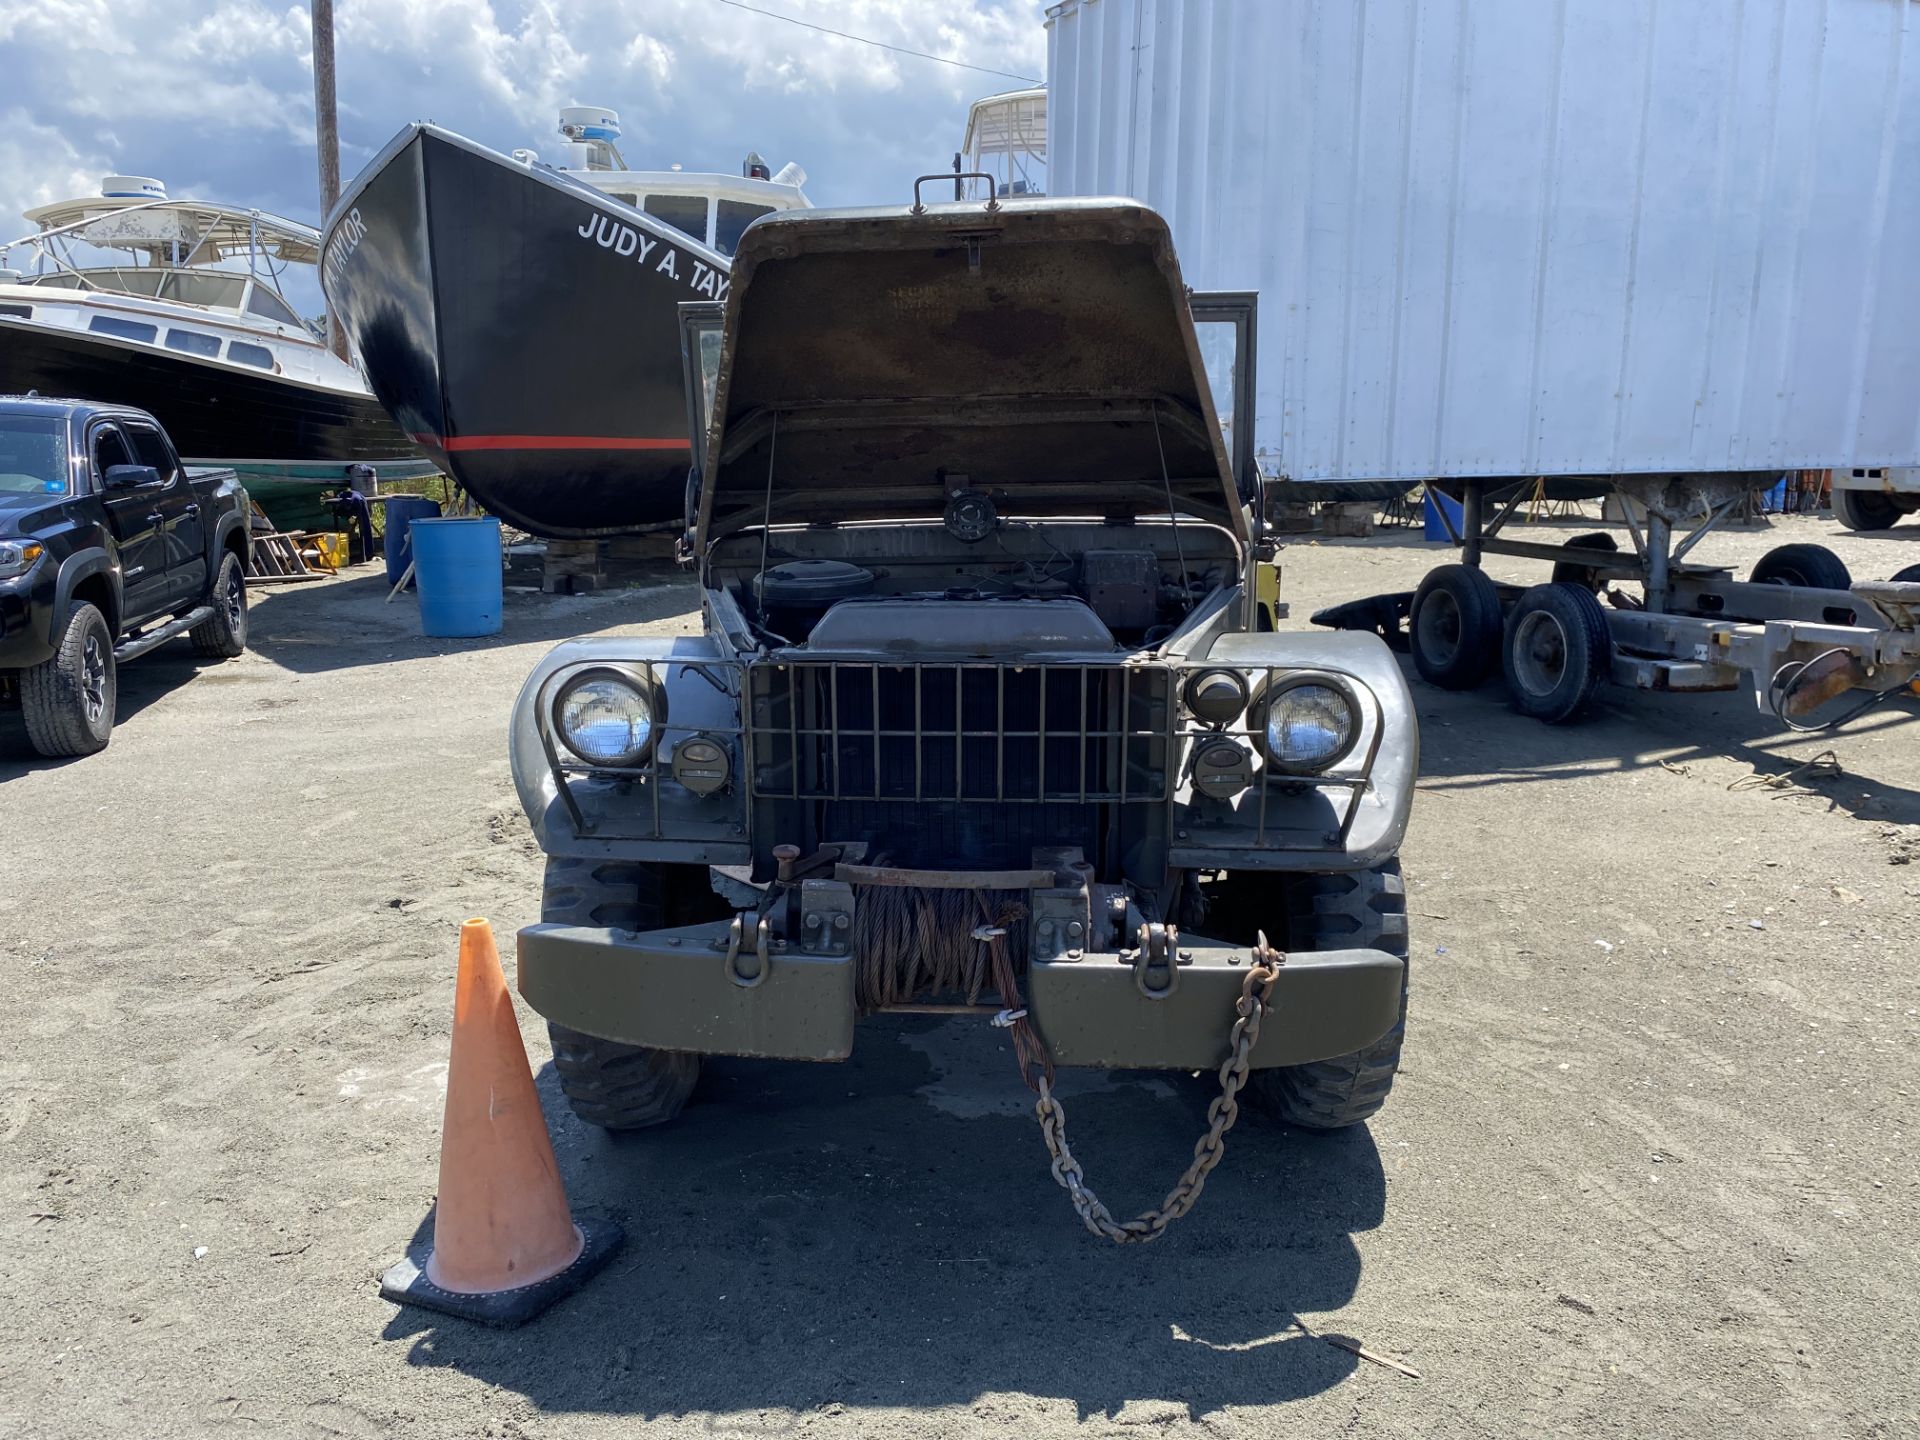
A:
1409 563 1503 689
1833 488 1902 532
1550 532 1619 591
1891 563 1920 584
1751 544 1852 591
1501 582 1612 724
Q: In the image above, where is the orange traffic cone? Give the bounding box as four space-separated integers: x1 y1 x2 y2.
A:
380 918 622 1326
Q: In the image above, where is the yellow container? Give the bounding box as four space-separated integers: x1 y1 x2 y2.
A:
307 532 349 570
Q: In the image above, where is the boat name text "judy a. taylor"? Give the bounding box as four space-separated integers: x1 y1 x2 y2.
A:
577 212 729 302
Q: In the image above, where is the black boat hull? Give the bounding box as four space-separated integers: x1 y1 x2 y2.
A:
0 318 423 471
322 124 734 538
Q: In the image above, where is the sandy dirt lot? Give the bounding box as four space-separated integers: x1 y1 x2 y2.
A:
1 514 1916 1439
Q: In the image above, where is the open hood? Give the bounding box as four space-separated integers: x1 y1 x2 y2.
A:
698 197 1244 543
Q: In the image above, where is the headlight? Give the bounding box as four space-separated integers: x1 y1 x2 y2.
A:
1257 677 1360 773
1184 668 1249 726
0 540 44 580
551 669 660 767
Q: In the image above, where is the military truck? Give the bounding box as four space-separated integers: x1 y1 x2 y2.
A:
508 196 1417 1202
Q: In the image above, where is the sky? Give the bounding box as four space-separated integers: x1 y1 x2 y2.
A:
0 0 1048 307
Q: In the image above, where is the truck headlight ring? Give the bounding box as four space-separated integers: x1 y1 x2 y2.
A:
1252 674 1361 774
551 667 662 768
1183 667 1249 726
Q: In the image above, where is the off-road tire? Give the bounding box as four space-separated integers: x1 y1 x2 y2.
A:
1889 563 1920 585
20 603 116 758
1751 543 1852 592
1833 487 1901 532
1550 531 1620 590
189 551 248 658
1409 563 1503 689
1246 862 1409 1131
540 857 702 1131
1501 581 1612 724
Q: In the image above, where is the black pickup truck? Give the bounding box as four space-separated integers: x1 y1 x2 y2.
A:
0 396 252 757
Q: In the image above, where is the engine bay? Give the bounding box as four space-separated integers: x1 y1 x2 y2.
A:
709 515 1241 650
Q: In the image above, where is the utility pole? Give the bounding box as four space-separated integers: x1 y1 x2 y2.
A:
312 0 348 359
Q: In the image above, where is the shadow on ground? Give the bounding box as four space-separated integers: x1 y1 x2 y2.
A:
0 645 230 775
381 1015 1386 1422
245 565 698 676
1404 653 1920 826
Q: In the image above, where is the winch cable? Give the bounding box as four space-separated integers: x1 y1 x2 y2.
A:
997 916 1287 1245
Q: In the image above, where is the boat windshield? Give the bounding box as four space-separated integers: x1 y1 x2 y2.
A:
0 416 70 500
17 266 302 320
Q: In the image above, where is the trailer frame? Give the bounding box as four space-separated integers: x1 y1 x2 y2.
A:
1312 475 1920 729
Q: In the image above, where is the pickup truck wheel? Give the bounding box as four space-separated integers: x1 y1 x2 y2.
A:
189 551 248 658
1245 861 1409 1131
20 603 116 758
540 857 702 1131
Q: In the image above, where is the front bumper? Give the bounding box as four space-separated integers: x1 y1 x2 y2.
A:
516 920 1404 1071
0 568 55 669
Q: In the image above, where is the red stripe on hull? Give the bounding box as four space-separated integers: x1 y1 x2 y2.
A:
410 432 690 453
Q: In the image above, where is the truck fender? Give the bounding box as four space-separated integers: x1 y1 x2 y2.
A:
50 548 123 644
211 507 252 572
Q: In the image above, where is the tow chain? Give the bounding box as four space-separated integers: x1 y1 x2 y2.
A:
1013 929 1282 1244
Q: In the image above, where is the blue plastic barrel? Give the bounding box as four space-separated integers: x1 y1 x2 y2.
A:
383 497 443 585
410 517 503 637
1423 487 1464 542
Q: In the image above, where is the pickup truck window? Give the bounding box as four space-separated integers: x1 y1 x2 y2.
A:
91 425 136 482
0 416 70 497
89 315 160 344
125 424 179 482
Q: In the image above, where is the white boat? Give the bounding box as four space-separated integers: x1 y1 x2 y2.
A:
539 105 811 258
0 177 432 522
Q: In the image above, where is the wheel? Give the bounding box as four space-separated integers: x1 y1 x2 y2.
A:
1550 531 1620 590
189 551 248 658
1751 543 1852 591
540 856 706 1131
1501 582 1612 724
1891 563 1920 584
20 603 116 757
1833 487 1901 532
1408 563 1503 689
1245 862 1410 1131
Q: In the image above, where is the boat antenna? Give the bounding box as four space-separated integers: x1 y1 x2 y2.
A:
757 410 779 598
1150 401 1189 601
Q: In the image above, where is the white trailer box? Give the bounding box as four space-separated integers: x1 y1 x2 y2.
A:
1046 0 1920 483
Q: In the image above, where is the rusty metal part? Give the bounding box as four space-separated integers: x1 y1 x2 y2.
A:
1031 932 1284 1244
1777 649 1871 719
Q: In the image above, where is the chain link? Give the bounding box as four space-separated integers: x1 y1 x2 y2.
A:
1032 932 1284 1244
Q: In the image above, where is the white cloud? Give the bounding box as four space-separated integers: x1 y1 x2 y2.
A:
0 0 1046 229
0 109 114 246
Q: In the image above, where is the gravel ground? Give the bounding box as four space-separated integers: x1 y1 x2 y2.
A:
0 513 1915 1439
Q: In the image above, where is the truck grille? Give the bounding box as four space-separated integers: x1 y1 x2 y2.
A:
748 662 1171 805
